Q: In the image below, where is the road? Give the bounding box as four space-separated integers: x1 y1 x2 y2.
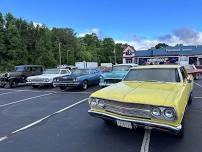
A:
0 81 202 152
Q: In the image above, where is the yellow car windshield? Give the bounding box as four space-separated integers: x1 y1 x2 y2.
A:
124 68 180 83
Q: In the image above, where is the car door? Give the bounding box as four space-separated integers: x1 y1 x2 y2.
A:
180 67 192 105
89 69 100 84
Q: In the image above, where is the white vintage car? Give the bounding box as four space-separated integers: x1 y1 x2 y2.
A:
26 69 71 88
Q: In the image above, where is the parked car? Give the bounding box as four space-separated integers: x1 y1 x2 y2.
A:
27 68 71 88
184 64 202 80
99 64 138 87
0 65 43 88
53 69 101 90
88 65 193 137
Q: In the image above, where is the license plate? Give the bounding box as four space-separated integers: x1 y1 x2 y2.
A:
116 120 133 129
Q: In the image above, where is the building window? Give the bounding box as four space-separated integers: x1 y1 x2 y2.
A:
125 49 132 55
199 58 202 65
189 57 197 65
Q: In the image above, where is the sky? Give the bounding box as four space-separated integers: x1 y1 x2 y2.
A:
0 0 202 50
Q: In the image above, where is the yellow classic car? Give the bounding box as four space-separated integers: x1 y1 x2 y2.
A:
88 65 193 137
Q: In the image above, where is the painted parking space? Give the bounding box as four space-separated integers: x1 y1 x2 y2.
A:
0 90 53 105
0 101 145 152
0 93 89 136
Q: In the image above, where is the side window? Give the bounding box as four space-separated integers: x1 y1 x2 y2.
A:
32 67 42 72
61 70 67 74
180 67 187 81
26 67 32 72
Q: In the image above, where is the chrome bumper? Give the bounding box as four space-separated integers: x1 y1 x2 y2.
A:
26 82 52 85
53 82 80 87
88 110 182 134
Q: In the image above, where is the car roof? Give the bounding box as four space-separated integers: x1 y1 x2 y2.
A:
114 63 138 67
131 65 181 69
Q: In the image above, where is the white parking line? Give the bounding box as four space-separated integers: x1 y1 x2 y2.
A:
194 82 202 87
140 129 151 152
0 88 92 94
0 98 88 142
0 92 16 96
0 93 53 108
194 97 202 99
0 88 56 93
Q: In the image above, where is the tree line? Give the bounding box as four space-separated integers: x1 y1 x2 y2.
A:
0 12 126 71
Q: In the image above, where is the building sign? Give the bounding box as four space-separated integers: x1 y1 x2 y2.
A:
166 49 181 52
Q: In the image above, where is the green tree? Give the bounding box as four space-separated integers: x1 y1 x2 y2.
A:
154 43 168 49
35 26 56 67
51 28 78 65
100 38 115 63
4 13 27 68
0 12 6 71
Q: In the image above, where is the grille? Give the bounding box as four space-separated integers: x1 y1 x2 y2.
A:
105 79 121 84
31 79 44 82
59 77 74 82
104 100 151 119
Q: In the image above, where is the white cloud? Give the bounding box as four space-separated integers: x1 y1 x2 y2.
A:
115 28 202 50
78 28 103 38
33 22 43 28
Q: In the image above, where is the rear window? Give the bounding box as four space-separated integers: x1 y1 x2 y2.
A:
124 68 180 83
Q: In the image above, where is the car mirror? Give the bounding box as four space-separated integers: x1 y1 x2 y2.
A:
186 78 192 83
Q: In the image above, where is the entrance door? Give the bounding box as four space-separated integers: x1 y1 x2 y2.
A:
126 59 132 63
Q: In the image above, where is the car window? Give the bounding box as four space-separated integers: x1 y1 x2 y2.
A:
72 69 88 75
112 65 132 71
124 68 180 83
32 67 42 72
44 69 60 74
60 70 69 74
15 66 25 72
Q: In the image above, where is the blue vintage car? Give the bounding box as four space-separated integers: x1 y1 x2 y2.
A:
53 69 101 90
99 64 137 87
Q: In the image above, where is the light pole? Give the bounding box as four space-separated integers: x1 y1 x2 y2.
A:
113 47 117 64
58 42 61 66
67 50 70 65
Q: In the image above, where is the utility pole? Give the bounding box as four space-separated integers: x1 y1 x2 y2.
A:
67 50 70 65
114 47 117 64
58 42 61 66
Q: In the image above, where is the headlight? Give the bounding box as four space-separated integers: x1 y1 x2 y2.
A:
164 108 175 118
73 78 78 81
100 76 104 80
88 97 105 108
151 107 176 121
152 107 161 116
27 79 31 82
5 73 10 77
44 78 50 82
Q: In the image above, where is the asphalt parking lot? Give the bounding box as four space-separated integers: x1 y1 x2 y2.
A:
0 81 202 152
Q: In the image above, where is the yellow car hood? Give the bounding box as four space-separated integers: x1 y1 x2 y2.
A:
91 81 182 107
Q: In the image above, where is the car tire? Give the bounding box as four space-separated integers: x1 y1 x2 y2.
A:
195 73 200 80
81 80 88 90
32 85 39 88
188 93 192 105
59 86 67 90
9 80 17 88
52 83 56 88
